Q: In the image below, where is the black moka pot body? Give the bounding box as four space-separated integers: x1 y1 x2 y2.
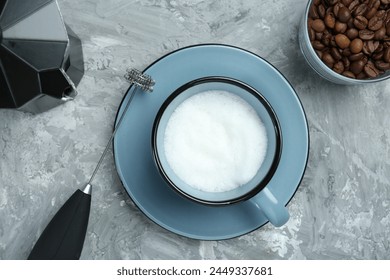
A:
0 0 84 113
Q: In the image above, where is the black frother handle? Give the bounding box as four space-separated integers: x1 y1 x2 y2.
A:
28 189 91 260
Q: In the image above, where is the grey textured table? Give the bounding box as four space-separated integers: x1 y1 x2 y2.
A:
1 0 390 260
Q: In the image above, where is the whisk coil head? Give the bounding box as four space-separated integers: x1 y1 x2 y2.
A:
124 68 155 92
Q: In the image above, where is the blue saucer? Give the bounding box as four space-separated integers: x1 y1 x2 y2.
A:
113 44 309 240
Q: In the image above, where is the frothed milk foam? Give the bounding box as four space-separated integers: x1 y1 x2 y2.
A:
163 90 267 193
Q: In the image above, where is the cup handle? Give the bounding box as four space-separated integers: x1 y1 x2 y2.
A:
252 187 289 227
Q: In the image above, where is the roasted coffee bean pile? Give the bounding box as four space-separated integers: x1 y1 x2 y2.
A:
308 0 390 79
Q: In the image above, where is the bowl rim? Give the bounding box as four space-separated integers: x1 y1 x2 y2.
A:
151 76 283 205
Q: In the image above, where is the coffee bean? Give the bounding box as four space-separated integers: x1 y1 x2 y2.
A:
342 0 353 6
336 34 351 48
381 0 390 5
362 55 369 65
325 13 336 28
342 48 353 56
347 17 355 28
374 26 387 39
384 47 390 62
322 52 335 67
309 4 320 19
342 70 356 78
370 0 381 10
319 4 326 19
346 28 359 39
330 36 338 47
386 10 390 23
349 52 365 61
335 21 348 33
354 15 369 29
342 56 351 68
372 51 384 60
333 3 343 17
375 43 384 53
354 4 368 17
338 7 352 22
376 10 386 19
383 39 390 44
326 0 339 5
322 33 333 45
359 29 376 40
331 47 343 60
364 61 381 77
312 19 326 32
356 72 367 79
350 60 366 74
363 42 372 55
387 22 390 35
365 7 378 19
375 60 390 70
368 16 384 30
333 61 345 73
375 41 385 52
350 38 364 53
375 43 385 53
372 40 380 51
365 40 380 54
309 28 316 41
315 32 324 40
348 0 360 13
312 40 326 50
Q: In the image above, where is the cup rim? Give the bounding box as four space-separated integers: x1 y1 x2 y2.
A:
302 0 390 84
151 76 283 205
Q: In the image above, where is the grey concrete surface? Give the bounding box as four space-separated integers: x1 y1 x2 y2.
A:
1 0 390 259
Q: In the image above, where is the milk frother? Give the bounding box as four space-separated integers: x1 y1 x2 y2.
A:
28 69 155 260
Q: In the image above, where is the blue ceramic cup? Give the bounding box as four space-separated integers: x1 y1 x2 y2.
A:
152 77 289 227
